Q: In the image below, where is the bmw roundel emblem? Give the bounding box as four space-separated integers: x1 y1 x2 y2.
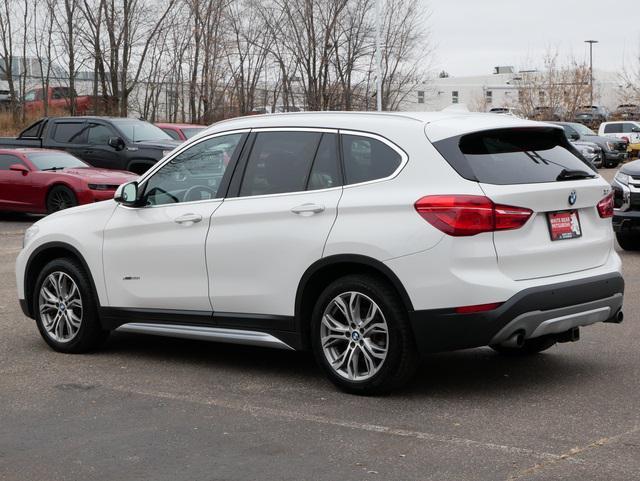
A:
568 190 577 206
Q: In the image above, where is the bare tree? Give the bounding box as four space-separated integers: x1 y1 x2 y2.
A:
0 0 19 121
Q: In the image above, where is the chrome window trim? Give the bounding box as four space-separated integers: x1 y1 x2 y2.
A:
228 127 407 201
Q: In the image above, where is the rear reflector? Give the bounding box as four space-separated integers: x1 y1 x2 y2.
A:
597 192 614 218
455 302 503 314
415 195 533 236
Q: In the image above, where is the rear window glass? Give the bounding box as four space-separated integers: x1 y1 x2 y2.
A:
604 124 622 134
433 128 595 185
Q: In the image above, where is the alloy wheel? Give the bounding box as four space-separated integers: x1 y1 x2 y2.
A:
320 291 389 381
38 271 83 342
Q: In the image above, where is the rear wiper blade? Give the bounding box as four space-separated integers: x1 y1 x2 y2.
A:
556 169 595 181
42 167 65 171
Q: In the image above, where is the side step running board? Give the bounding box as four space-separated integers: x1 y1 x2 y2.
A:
116 323 294 350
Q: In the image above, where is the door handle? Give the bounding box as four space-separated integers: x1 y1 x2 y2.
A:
174 213 203 225
291 203 325 215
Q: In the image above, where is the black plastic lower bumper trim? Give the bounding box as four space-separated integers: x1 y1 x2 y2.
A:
408 272 624 354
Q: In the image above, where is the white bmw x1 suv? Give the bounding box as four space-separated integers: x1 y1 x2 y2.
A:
16 112 624 394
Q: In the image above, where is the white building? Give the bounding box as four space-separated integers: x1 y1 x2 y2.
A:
403 66 628 113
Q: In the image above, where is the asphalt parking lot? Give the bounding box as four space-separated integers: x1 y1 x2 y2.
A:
1 169 638 481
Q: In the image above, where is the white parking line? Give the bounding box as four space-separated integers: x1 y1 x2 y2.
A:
108 384 568 462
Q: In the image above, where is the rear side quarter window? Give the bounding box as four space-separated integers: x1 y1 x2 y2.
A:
341 134 402 185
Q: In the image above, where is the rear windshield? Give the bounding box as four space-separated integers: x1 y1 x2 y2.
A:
433 127 595 185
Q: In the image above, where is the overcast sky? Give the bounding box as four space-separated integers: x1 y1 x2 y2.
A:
427 0 640 77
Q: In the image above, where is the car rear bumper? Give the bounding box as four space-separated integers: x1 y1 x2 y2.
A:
408 272 624 353
613 210 640 232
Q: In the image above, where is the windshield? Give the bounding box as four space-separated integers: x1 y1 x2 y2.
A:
27 152 87 170
569 123 596 136
182 127 206 139
111 120 173 142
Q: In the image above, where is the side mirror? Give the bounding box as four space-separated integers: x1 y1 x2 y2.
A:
114 181 139 206
108 136 125 151
570 133 580 141
9 163 29 175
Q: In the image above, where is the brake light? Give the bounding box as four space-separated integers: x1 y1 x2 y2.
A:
414 195 532 236
597 192 614 218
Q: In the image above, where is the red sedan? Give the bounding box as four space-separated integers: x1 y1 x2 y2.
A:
0 148 137 214
155 122 206 141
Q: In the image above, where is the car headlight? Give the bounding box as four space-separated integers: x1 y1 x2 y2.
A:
23 225 39 248
606 141 616 151
88 183 110 191
615 171 630 186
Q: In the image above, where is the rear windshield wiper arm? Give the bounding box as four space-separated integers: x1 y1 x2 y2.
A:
41 167 65 171
556 169 595 181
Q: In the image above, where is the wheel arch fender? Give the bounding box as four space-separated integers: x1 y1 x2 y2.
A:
24 241 101 320
294 254 414 349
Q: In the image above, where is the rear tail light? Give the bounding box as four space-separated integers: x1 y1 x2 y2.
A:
597 192 614 218
414 195 532 236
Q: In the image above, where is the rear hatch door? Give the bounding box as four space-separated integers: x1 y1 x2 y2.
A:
431 125 613 280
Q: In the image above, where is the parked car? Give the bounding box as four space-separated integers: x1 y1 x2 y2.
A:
531 106 565 121
0 89 13 110
572 140 602 168
22 87 117 116
598 121 640 146
610 104 640 121
0 117 181 174
155 122 206 141
15 112 624 394
574 105 608 126
550 121 627 168
487 107 524 118
0 148 136 214
611 161 640 249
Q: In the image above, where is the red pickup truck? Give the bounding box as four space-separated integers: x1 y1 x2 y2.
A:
23 87 115 115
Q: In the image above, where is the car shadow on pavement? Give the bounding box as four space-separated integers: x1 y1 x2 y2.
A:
101 332 603 398
0 212 44 223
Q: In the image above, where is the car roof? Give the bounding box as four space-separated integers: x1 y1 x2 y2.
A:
155 122 205 129
202 111 548 143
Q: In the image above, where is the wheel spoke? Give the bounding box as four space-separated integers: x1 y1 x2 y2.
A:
322 313 349 333
362 338 387 360
362 322 387 337
333 296 352 323
346 345 359 380
360 302 379 330
348 292 361 325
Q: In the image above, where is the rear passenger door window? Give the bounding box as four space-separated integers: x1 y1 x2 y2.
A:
341 134 402 185
52 122 87 144
239 131 322 196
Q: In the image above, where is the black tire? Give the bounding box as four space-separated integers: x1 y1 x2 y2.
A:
33 258 109 353
311 274 418 395
490 335 557 356
46 185 77 214
616 232 640 251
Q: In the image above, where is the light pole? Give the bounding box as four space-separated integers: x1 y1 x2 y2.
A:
584 39 598 108
375 0 383 112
